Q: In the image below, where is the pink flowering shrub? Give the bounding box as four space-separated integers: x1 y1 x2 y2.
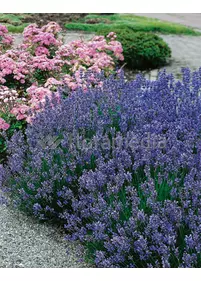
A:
0 117 10 130
56 32 123 90
22 22 63 57
0 22 124 125
0 49 31 86
0 25 13 53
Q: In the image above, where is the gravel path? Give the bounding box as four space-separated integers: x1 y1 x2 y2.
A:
161 34 201 68
160 35 201 75
0 201 89 268
125 34 201 80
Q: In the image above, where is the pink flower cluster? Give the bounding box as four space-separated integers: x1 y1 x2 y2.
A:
56 35 123 90
57 36 123 69
0 49 31 84
41 22 62 34
44 77 63 89
62 72 103 92
10 85 60 122
32 55 62 72
23 22 62 56
0 25 13 53
10 104 30 121
27 85 60 109
0 117 10 130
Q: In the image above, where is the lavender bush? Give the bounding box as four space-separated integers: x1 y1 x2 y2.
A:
1 69 201 267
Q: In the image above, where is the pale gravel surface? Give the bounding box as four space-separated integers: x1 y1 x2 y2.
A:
12 31 94 46
123 34 201 81
0 201 89 268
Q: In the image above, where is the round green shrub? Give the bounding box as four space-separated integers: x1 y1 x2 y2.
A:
98 28 171 70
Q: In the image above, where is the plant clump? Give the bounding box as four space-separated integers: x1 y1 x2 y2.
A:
1 69 201 268
97 28 171 70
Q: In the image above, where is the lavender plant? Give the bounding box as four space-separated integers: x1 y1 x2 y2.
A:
1 68 201 267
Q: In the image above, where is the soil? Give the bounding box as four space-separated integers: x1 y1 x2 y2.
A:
20 13 88 28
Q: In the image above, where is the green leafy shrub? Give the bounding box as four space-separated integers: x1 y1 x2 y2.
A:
98 28 171 70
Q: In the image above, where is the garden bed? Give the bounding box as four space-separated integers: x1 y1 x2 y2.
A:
1 20 201 269
1 13 200 35
0 13 87 33
65 14 201 35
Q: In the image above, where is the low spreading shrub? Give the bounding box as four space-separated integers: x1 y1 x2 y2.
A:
97 29 171 70
65 14 200 36
1 68 201 268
